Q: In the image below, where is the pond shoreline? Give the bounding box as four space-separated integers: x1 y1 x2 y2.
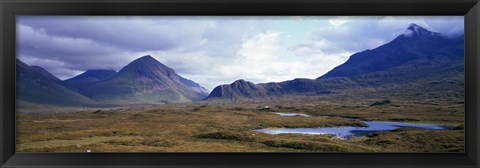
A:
257 112 452 140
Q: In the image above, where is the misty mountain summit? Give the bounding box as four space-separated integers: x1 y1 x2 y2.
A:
402 23 442 38
319 23 463 79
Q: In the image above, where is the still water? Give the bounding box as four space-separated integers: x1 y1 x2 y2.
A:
258 113 450 139
274 112 311 117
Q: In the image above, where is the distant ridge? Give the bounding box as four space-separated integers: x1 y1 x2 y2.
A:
63 69 117 91
179 76 209 96
16 59 96 106
207 79 268 99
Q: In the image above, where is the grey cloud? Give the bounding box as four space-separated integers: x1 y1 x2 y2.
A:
17 25 124 57
17 16 464 90
18 17 179 51
16 16 267 86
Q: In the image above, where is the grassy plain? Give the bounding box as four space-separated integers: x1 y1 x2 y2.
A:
16 95 464 152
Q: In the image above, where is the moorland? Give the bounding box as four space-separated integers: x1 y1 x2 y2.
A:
15 24 465 152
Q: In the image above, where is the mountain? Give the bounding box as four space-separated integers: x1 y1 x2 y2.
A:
63 69 117 91
319 23 464 79
179 76 208 97
81 55 208 104
179 76 209 96
206 78 357 99
207 79 268 99
16 59 96 106
30 66 61 83
206 23 464 100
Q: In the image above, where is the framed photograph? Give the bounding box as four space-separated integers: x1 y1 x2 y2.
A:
1 0 479 167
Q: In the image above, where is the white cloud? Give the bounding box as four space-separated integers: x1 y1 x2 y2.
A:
147 31 349 90
328 16 350 26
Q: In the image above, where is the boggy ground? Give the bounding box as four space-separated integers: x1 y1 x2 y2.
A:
16 96 464 152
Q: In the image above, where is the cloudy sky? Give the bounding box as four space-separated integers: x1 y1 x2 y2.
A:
16 16 464 91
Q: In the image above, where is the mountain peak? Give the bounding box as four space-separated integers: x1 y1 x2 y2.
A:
407 23 425 31
132 55 158 64
116 55 180 83
231 79 257 87
139 55 155 60
206 79 267 100
233 79 247 84
121 55 169 71
403 23 439 37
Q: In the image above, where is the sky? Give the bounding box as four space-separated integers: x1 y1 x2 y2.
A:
16 16 464 91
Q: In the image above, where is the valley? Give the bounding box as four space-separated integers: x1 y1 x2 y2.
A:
15 23 465 152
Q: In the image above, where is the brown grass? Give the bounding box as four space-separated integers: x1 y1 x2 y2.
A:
16 96 464 152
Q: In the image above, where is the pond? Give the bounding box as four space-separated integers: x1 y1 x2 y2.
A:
274 112 311 117
257 113 451 139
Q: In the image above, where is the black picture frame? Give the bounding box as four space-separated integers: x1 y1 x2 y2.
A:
1 0 479 167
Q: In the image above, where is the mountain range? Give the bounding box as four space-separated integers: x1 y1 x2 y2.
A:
16 23 464 106
17 55 209 107
206 24 464 100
